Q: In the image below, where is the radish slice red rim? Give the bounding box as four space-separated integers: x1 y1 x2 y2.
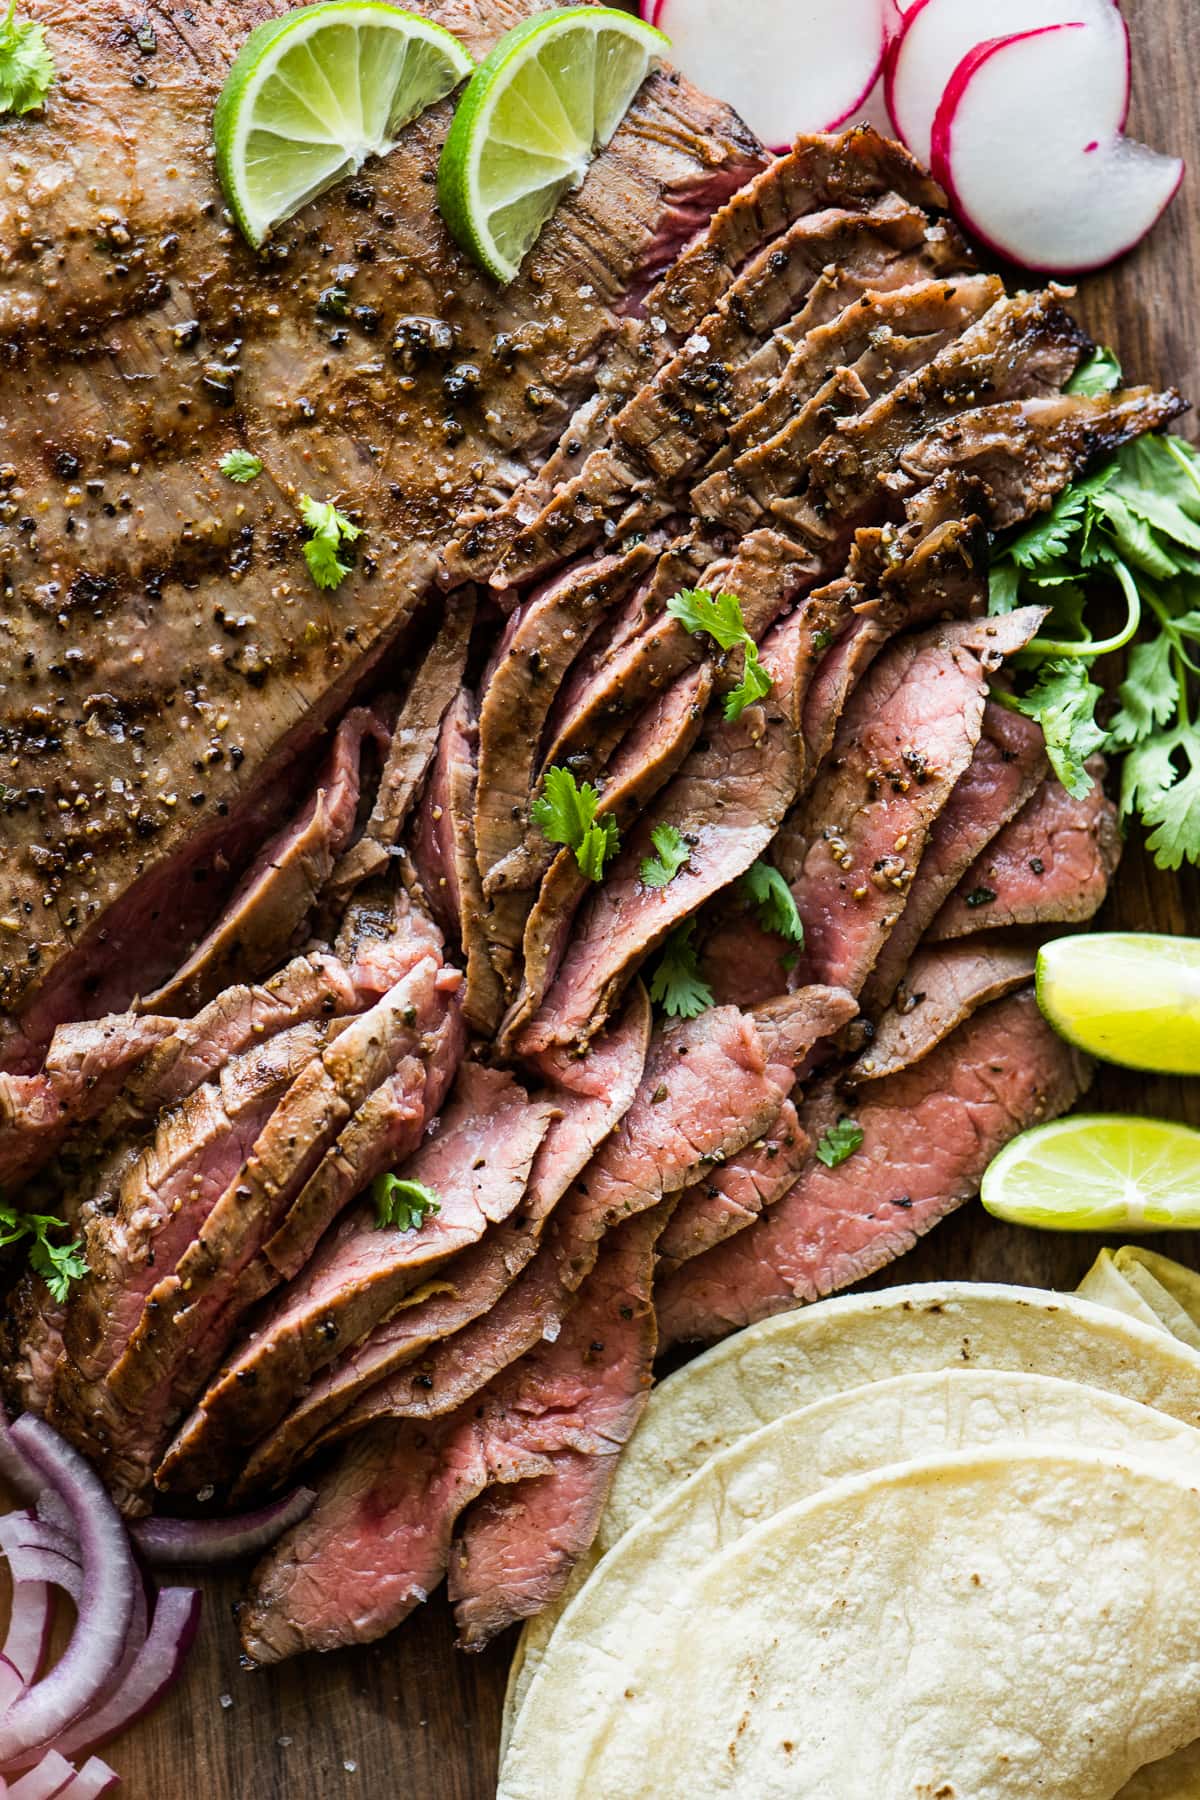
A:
0 1419 136 1768
641 0 889 150
886 0 1130 168
931 21 1183 274
129 1486 316 1566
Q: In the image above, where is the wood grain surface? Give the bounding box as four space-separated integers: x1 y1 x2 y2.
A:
98 1 1200 1793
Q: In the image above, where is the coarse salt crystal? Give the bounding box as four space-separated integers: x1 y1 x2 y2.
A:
219 1694 233 1710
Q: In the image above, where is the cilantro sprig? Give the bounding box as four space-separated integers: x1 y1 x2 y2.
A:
989 356 1200 865
219 448 263 484
739 859 804 946
0 1202 86 1303
0 3 54 116
666 588 773 721
299 494 361 591
648 921 713 1020
532 766 620 882
814 1118 863 1169
373 1175 441 1233
640 824 690 890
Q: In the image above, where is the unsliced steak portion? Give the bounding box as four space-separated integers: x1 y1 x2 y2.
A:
499 665 713 1048
655 1097 808 1275
232 989 651 1500
848 942 1037 1084
239 1205 662 1662
409 693 506 1035
785 609 1045 996
157 1064 556 1494
0 0 758 1071
861 700 1048 1012
517 597 829 1055
51 924 463 1508
929 760 1120 938
322 595 476 908
141 708 393 1016
657 988 1090 1346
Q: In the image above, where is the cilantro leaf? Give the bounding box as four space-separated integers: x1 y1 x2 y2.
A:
532 766 620 881
1012 660 1107 799
373 1175 441 1233
640 823 690 890
666 587 750 651
667 585 774 719
648 922 713 1020
1066 346 1122 397
1141 751 1200 872
815 1117 864 1169
739 860 804 945
0 3 54 116
299 494 361 591
1109 633 1178 749
0 1201 86 1303
1007 485 1091 571
219 448 263 484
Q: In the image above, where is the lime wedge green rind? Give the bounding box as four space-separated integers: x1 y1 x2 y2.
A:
438 7 667 284
982 1113 1200 1233
215 3 474 246
1036 932 1200 1075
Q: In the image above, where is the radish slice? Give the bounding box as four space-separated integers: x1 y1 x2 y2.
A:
130 1487 316 1566
645 0 889 150
887 0 1129 167
932 23 1183 274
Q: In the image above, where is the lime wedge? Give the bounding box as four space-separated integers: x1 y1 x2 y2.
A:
437 7 667 284
214 2 474 245
1037 932 1200 1074
982 1114 1200 1232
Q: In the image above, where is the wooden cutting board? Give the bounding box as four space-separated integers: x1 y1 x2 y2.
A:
97 0 1200 1792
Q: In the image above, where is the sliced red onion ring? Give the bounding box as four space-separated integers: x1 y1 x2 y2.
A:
50 1588 200 1762
0 1656 24 1713
0 1525 75 1567
2 1586 50 1691
130 1486 316 1565
56 1760 117 1799
0 1420 135 1766
0 1554 80 1610
0 1409 41 1510
7 1749 75 1798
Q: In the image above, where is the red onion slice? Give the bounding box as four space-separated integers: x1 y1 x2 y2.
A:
7 1749 75 1798
0 1420 135 1766
2 1586 50 1691
49 1587 200 1763
56 1760 118 1799
0 1655 24 1713
130 1486 316 1565
0 1554 79 1610
0 1409 41 1510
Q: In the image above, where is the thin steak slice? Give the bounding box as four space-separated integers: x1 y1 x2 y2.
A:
657 988 1090 1347
929 760 1121 938
860 700 1048 1013
516 597 828 1056
847 941 1038 1084
785 609 1046 996
655 1097 808 1275
141 707 393 1016
498 664 713 1049
238 1205 663 1663
156 1064 557 1495
410 692 507 1035
232 989 652 1501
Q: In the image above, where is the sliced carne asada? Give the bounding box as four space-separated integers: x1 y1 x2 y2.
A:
847 941 1038 1084
488 198 942 592
499 665 714 1048
655 1098 809 1276
0 2 758 1072
322 595 476 908
233 990 652 1500
239 1206 663 1663
156 1064 557 1495
141 708 393 1017
517 598 829 1056
929 760 1121 939
51 934 463 1509
410 693 507 1036
861 701 1048 1012
784 608 1046 997
657 988 1091 1347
